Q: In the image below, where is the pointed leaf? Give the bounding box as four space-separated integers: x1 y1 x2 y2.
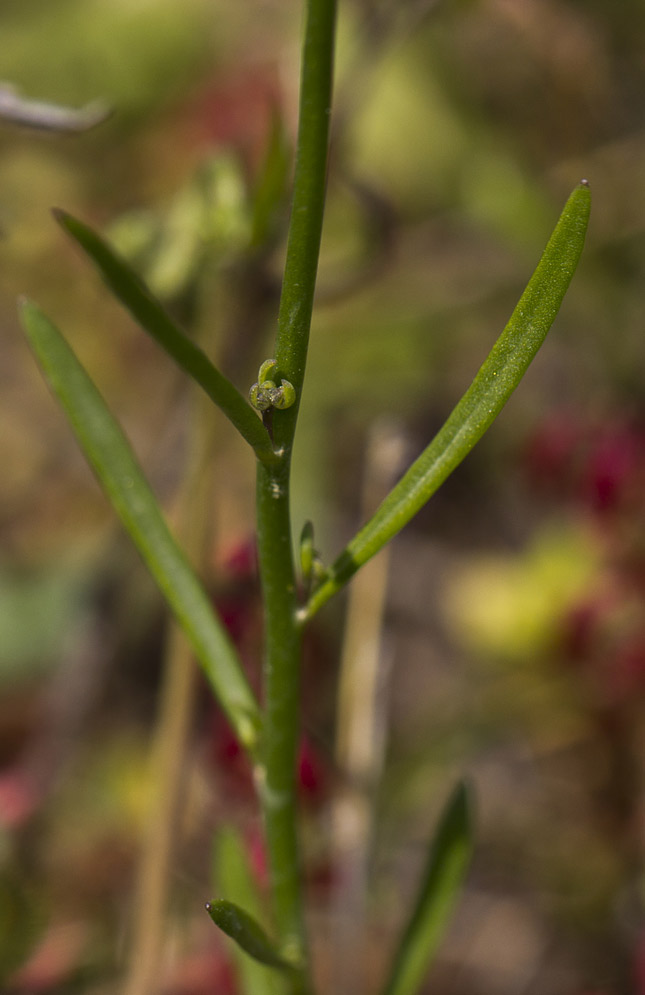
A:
299 520 315 585
381 781 474 995
206 900 291 971
250 108 291 249
19 298 261 753
305 181 591 619
53 210 276 463
0 875 46 983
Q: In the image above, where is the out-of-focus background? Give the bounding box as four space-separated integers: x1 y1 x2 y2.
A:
1 1 645 993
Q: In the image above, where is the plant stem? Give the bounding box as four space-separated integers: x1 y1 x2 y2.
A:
272 0 337 456
254 0 337 990
256 459 308 990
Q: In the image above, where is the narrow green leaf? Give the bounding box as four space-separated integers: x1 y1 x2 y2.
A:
206 899 291 971
250 108 291 249
381 781 475 995
52 209 277 464
0 875 45 983
304 181 591 619
19 299 261 753
299 520 315 585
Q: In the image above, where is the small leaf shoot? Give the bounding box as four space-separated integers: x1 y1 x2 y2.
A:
206 899 292 971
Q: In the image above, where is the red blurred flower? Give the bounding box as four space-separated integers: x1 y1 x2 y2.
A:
220 538 259 581
298 738 329 807
207 719 255 801
244 824 268 888
0 768 40 828
634 929 645 995
163 950 237 995
606 631 645 701
578 426 643 515
183 65 284 168
523 411 584 496
560 598 603 662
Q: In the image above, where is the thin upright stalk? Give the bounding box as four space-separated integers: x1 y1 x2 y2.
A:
272 0 337 455
256 459 306 984
255 0 337 990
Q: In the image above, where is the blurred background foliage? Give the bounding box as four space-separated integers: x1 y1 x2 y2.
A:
1 1 645 993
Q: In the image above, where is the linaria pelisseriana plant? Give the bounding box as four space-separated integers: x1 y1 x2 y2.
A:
18 1 590 993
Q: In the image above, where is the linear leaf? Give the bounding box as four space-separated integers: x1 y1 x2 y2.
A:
206 900 291 971
381 781 474 995
250 108 291 249
0 875 45 983
53 209 277 464
305 181 591 619
20 298 261 753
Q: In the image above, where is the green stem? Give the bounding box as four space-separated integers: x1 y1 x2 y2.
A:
272 0 337 457
253 1 337 990
254 3 337 990
256 459 309 991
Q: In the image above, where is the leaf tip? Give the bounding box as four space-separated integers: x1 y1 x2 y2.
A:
51 207 71 229
459 777 476 827
17 295 37 324
574 178 591 209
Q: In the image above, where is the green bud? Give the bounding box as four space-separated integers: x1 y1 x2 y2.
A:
299 520 315 582
206 899 290 970
258 358 278 384
299 519 324 592
272 379 296 409
249 382 274 411
249 372 295 412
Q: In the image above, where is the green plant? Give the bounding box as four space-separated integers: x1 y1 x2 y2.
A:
18 0 590 992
